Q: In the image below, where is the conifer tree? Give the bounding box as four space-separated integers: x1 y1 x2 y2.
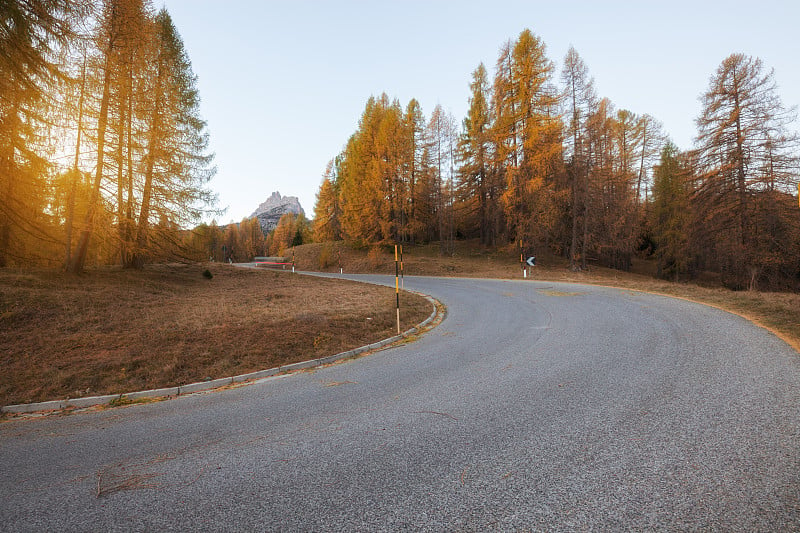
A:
427 104 457 254
458 63 499 246
560 45 596 269
313 159 342 242
128 8 215 267
402 99 428 244
650 142 692 280
338 95 406 245
495 29 563 251
694 53 799 287
0 0 85 266
71 0 132 272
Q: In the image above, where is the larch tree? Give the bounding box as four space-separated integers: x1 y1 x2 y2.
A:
457 62 500 246
427 104 457 254
107 0 151 267
583 98 640 270
313 159 342 242
375 98 406 243
128 7 216 267
70 0 121 273
338 95 407 245
496 29 563 254
237 217 265 261
0 0 86 266
401 98 428 244
62 49 89 269
634 114 664 203
269 213 309 257
694 53 800 287
69 3 215 272
560 45 597 270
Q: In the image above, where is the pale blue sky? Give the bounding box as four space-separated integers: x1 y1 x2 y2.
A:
161 0 800 224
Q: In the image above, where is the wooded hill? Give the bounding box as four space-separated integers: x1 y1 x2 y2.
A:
313 30 800 290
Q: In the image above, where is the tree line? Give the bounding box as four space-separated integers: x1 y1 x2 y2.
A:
1 0 216 272
314 29 800 290
188 213 311 264
4 8 798 289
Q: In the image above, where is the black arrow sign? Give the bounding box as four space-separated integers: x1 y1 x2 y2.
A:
526 256 536 267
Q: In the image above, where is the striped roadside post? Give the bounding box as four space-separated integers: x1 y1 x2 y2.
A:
395 244 400 334
400 244 404 290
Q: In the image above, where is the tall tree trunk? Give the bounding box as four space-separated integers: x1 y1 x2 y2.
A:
132 61 163 269
636 121 647 203
70 53 113 274
65 56 86 270
125 67 135 263
733 86 748 247
0 142 12 267
569 165 580 270
117 63 127 266
581 153 590 271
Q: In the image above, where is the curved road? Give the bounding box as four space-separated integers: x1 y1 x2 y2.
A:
2 276 799 531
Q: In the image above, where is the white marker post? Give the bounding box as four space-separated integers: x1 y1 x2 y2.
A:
526 256 536 279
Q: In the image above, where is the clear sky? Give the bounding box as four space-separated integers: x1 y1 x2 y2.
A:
160 0 799 225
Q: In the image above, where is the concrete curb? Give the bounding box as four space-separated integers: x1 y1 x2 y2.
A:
2 294 440 415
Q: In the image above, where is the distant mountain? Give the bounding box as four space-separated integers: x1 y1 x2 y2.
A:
250 191 305 234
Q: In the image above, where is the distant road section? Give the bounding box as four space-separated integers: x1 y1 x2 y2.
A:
2 276 798 531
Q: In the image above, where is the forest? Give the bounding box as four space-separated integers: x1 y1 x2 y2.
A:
1 0 216 272
2 3 799 290
313 31 800 290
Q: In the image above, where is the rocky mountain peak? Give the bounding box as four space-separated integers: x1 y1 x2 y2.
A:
250 192 305 233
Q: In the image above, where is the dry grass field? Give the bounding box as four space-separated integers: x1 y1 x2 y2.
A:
0 265 431 406
3 240 798 408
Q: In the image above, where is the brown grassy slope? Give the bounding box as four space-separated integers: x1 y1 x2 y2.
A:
0 264 431 406
293 240 800 353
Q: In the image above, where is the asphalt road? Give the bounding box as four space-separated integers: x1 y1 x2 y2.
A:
2 276 799 531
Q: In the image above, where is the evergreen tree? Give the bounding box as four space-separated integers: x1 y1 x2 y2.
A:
650 142 692 280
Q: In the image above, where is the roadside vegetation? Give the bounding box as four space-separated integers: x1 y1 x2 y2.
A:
294 240 800 353
2 241 798 408
0 265 431 406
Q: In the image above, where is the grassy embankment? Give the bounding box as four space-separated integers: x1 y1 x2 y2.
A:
0 265 431 406
295 240 800 354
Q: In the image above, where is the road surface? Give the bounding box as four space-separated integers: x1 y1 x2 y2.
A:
2 276 798 531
